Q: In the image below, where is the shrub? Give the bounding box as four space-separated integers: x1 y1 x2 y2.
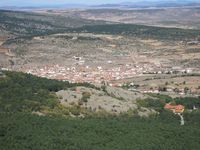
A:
81 92 91 103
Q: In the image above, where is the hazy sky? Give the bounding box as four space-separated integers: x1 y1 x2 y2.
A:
1 0 127 6
0 0 197 7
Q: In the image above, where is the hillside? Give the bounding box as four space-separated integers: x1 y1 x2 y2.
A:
94 0 200 8
0 10 106 37
72 7 200 29
68 24 200 41
0 71 153 116
0 71 200 150
1 113 200 150
0 6 200 150
1 10 200 71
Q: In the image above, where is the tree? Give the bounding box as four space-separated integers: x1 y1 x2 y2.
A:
184 87 189 93
81 92 91 103
158 86 167 92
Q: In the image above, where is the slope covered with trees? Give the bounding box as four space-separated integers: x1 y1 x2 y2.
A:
0 10 106 37
69 24 200 41
0 113 200 150
0 71 99 114
0 71 200 150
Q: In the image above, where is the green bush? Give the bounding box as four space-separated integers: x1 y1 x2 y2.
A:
81 92 91 103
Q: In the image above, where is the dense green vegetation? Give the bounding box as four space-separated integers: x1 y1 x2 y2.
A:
0 113 200 150
146 93 200 109
174 97 200 109
147 93 173 102
0 71 99 113
0 71 66 112
69 24 200 41
0 71 200 150
0 10 61 36
137 98 166 112
138 94 200 126
0 10 104 37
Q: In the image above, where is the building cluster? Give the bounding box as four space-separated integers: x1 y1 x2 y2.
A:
19 63 157 83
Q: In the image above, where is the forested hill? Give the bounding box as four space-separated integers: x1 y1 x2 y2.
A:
0 71 200 150
0 10 106 37
0 71 98 114
68 24 200 41
1 10 200 41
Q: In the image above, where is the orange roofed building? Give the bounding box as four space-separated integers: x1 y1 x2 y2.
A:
164 104 185 113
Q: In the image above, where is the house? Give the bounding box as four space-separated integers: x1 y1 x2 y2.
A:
164 104 185 113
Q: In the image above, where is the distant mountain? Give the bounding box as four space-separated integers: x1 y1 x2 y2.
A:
94 0 200 8
1 0 200 10
0 3 88 10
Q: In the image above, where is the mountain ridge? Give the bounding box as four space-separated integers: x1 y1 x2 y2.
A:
1 0 200 10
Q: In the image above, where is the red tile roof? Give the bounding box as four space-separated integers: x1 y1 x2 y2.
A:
164 104 185 113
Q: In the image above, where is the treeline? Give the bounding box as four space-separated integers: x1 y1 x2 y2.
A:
0 10 106 38
174 97 200 109
0 71 65 112
2 10 200 44
0 71 99 113
138 94 200 124
68 24 200 41
147 93 200 109
0 10 58 36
